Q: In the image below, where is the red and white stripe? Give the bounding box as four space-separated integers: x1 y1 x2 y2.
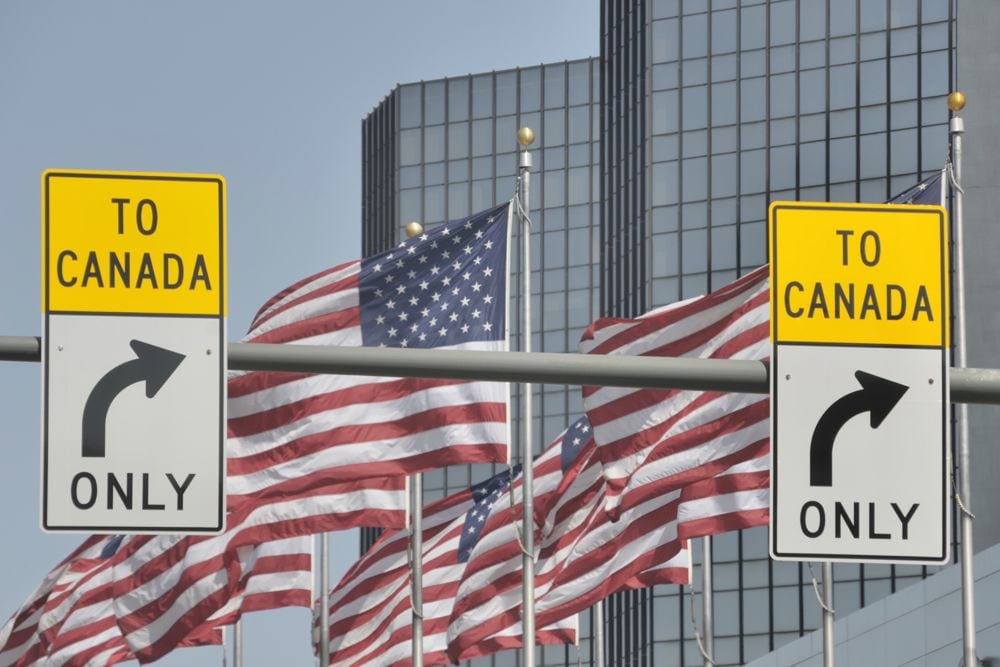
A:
109 499 326 663
676 440 769 541
579 266 770 517
0 537 114 667
533 466 690 628
2 439 401 665
449 434 692 655
3 517 315 666
445 428 593 663
226 257 509 517
325 486 472 667
206 535 313 626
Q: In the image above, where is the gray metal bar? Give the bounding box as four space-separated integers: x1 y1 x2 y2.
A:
230 342 768 392
5 335 1000 404
0 336 42 362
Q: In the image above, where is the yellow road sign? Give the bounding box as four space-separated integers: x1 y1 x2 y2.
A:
769 202 948 347
43 170 226 316
42 169 227 534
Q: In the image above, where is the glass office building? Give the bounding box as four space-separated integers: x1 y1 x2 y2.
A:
358 1 1000 665
600 0 959 665
361 59 604 667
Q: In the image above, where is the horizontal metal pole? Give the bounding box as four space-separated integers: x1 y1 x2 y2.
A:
230 341 769 393
3 334 1000 404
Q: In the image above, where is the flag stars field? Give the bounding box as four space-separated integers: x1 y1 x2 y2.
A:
359 207 508 350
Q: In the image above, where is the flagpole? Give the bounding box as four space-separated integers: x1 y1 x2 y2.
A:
401 221 427 667
948 90 980 667
319 533 330 667
233 619 243 667
593 602 605 667
517 126 536 667
701 537 714 666
822 562 834 667
408 473 424 667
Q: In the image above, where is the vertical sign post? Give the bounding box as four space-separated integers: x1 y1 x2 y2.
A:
42 170 226 534
769 201 950 565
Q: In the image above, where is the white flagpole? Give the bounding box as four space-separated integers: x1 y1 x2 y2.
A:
948 90 980 667
319 533 330 667
822 563 834 667
233 619 243 667
592 602 605 667
409 473 424 667
701 537 714 666
402 222 426 667
517 126 536 667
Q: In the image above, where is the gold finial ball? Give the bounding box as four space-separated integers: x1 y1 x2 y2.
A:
948 91 967 112
405 221 424 238
517 126 535 147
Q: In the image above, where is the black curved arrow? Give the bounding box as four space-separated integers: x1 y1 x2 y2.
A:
82 340 185 458
810 370 909 487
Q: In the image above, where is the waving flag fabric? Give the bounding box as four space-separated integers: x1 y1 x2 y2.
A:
325 469 516 667
325 465 575 667
445 418 593 663
0 522 313 666
577 172 943 533
887 169 945 205
579 265 770 518
532 459 690 629
0 536 119 667
449 414 691 659
675 439 769 541
227 202 513 526
108 499 322 663
215 535 313 619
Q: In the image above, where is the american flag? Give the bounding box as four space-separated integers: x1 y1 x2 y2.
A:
531 436 689 630
221 535 312 618
676 439 769 541
325 483 470 667
0 516 314 666
577 174 942 540
226 202 512 530
35 536 128 666
108 499 322 663
0 535 123 667
445 418 592 663
887 170 945 205
325 467 558 667
447 410 694 658
578 265 771 519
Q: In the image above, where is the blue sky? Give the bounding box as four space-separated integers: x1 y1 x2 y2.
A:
0 2 597 664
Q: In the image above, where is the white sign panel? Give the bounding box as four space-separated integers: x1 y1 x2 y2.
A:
44 315 224 532
771 345 949 562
